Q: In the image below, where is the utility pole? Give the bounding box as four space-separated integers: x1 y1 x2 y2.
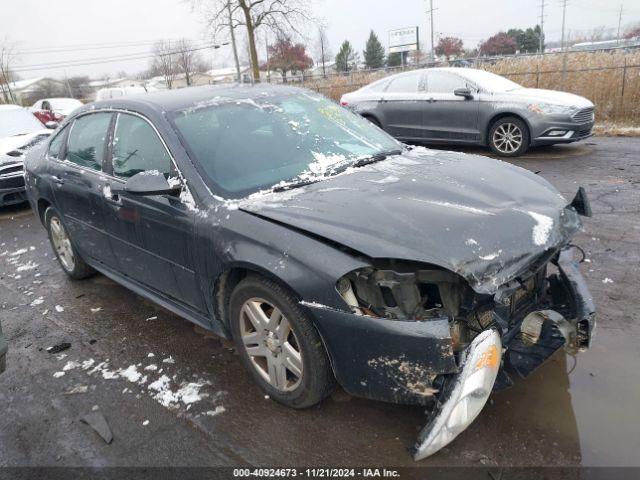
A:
617 5 623 45
428 0 435 62
560 0 568 52
539 1 546 53
560 0 568 88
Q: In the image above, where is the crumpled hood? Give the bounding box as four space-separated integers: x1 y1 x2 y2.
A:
239 148 581 294
499 88 593 108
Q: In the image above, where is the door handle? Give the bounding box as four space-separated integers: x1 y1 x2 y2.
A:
52 175 64 185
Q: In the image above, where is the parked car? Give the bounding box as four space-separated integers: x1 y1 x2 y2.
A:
95 86 149 101
24 85 595 460
30 98 83 124
340 67 595 157
1 105 52 207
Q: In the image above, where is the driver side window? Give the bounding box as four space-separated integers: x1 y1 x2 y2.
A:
426 72 468 94
112 114 172 178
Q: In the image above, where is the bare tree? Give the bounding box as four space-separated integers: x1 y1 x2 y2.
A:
194 0 312 83
151 40 180 89
175 38 205 86
0 41 18 104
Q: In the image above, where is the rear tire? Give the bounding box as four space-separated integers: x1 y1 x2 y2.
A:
488 117 530 157
229 275 335 409
45 207 95 280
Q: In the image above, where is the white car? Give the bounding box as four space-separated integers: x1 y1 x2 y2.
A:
95 86 150 101
0 105 52 207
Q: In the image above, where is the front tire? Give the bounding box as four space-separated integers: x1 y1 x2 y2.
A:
45 207 95 280
488 117 530 157
229 275 335 409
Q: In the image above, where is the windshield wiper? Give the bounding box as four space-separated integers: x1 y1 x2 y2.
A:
272 179 321 192
352 149 403 168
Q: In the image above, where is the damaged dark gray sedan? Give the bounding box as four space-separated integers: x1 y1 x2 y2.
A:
23 85 595 460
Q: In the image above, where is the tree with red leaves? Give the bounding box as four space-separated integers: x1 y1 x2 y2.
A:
624 26 640 39
479 32 517 56
264 37 313 83
435 37 464 60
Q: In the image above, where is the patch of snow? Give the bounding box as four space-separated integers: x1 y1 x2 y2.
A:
90 307 102 313
147 375 209 408
525 211 554 246
465 239 479 246
142 420 149 426
144 364 158 371
16 261 38 272
62 360 81 371
479 250 502 261
204 406 226 416
409 198 494 216
162 356 175 364
30 296 44 307
55 305 64 313
53 371 65 378
120 365 143 383
602 278 614 284
10 248 27 256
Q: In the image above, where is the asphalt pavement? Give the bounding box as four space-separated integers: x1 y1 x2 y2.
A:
1 137 639 468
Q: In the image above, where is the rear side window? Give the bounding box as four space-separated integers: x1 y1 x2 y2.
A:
66 113 112 171
385 73 423 94
48 126 68 160
112 114 172 178
426 72 467 94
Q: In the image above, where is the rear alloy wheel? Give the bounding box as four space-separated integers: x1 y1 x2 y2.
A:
489 117 529 157
45 207 95 280
229 275 335 408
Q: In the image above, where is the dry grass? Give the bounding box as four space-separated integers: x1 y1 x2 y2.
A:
299 50 640 126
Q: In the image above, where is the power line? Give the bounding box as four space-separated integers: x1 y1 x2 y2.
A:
15 38 207 55
12 43 227 73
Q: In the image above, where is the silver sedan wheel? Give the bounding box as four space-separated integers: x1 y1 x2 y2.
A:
492 123 523 154
50 216 75 272
239 298 303 392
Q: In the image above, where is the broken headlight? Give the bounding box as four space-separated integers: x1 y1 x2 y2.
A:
336 263 464 320
413 329 502 460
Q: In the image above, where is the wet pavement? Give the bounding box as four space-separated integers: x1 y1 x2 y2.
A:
0 137 639 467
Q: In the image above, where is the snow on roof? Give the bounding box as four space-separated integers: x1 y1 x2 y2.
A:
207 66 250 77
8 77 61 91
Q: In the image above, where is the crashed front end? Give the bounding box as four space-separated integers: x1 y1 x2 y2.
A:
304 201 595 461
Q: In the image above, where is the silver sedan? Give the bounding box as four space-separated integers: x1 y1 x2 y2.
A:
340 67 595 157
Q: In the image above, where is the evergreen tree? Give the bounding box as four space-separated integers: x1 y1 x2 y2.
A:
335 40 359 72
387 52 403 67
363 30 385 69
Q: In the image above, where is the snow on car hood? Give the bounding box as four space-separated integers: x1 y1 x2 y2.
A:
0 130 51 164
499 88 593 108
239 147 582 294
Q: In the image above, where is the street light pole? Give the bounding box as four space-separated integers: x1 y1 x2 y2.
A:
429 0 435 62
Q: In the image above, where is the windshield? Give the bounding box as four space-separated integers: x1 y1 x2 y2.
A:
171 92 401 198
0 108 44 138
456 69 522 93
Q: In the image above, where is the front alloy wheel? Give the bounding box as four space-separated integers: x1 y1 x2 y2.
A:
239 298 303 392
229 275 335 408
489 117 529 157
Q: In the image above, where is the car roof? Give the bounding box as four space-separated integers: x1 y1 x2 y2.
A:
85 83 309 115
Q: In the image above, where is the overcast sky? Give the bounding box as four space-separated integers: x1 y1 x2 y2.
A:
2 0 639 79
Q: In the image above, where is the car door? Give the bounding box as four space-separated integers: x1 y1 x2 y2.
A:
50 112 119 268
422 71 480 143
379 71 429 140
101 112 205 312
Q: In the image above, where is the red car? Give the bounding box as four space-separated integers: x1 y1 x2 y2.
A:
30 98 83 125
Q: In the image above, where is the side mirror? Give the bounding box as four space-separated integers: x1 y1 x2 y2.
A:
454 88 474 99
45 121 59 129
114 171 182 196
